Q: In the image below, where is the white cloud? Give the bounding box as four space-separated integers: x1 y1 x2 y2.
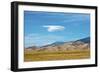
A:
43 25 65 32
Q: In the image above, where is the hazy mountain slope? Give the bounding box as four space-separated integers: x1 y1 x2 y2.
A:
75 37 90 43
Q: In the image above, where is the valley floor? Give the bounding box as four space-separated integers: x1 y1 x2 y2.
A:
24 49 90 62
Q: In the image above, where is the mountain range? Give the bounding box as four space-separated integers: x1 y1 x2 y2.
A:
25 37 90 51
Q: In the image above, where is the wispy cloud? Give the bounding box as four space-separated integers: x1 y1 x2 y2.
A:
43 25 65 32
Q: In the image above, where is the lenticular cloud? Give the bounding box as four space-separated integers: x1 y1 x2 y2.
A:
43 25 65 32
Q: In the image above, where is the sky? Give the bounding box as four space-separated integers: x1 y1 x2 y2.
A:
24 11 90 48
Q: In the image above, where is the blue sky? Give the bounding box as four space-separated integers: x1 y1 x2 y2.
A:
24 11 90 48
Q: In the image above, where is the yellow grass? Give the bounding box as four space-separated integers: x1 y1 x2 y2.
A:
24 49 90 62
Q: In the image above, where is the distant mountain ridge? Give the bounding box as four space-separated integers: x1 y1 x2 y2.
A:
42 37 90 47
75 37 90 43
25 37 90 51
42 41 65 47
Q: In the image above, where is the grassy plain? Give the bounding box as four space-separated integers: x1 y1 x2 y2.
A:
24 49 90 62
